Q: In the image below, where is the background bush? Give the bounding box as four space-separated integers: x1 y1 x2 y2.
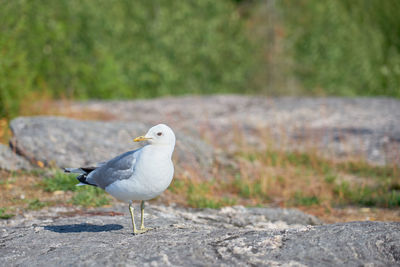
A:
1 0 400 119
0 0 254 118
279 0 400 97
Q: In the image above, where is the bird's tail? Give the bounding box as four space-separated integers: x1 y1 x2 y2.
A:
64 167 97 187
64 168 85 174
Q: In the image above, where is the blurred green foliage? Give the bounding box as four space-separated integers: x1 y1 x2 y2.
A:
43 170 78 192
1 0 400 119
0 207 14 219
27 198 48 210
280 0 400 96
41 169 110 207
71 187 110 207
0 0 254 118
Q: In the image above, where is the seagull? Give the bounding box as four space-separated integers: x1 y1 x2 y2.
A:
65 124 175 234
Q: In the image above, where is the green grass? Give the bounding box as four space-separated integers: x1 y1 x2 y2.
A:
337 161 398 179
187 194 236 209
0 208 14 219
5 148 398 213
27 199 48 210
333 181 400 208
292 192 320 206
168 179 186 193
169 179 237 209
236 148 400 208
233 174 270 200
261 150 398 181
188 196 223 209
42 170 78 192
71 187 110 207
41 169 110 207
186 182 216 208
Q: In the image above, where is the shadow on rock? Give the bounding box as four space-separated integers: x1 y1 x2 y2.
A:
44 223 123 233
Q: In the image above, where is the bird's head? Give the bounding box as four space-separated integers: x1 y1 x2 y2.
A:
134 124 176 147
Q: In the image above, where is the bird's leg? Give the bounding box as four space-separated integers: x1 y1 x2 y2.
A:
140 200 153 232
129 201 151 235
140 200 145 229
129 202 139 235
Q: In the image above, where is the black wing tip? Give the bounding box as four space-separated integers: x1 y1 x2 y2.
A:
80 167 97 173
64 167 97 175
77 174 97 187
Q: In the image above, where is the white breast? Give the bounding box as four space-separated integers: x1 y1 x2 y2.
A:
105 145 174 202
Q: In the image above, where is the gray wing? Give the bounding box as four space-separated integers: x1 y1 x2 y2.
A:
86 148 142 189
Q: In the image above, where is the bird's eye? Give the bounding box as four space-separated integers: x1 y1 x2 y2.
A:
157 132 162 136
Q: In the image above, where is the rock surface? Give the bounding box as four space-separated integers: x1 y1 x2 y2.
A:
4 96 400 172
9 117 213 176
2 96 399 266
0 144 32 171
1 204 399 266
61 95 400 165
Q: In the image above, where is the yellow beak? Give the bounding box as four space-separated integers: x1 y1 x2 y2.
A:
133 136 151 142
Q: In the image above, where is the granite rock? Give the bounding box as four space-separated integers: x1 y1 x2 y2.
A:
0 143 32 171
62 95 400 165
9 116 213 177
5 95 400 172
0 204 398 266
